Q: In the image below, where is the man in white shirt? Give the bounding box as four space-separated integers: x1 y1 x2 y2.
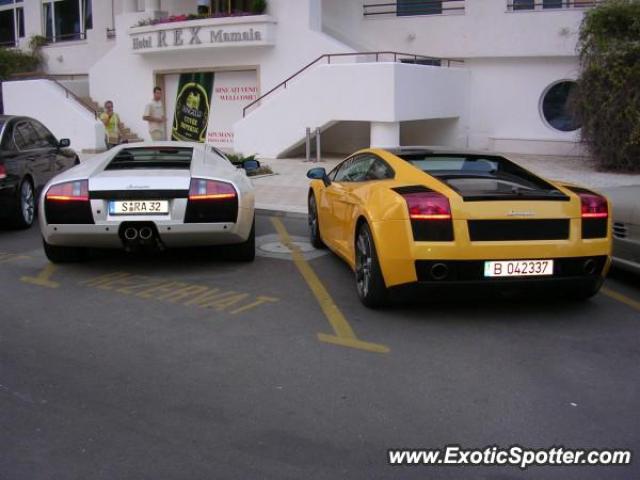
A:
143 86 166 141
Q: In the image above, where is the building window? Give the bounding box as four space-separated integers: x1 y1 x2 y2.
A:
42 0 92 43
541 81 580 132
512 0 534 10
0 0 24 48
397 0 443 16
509 0 600 11
208 0 254 14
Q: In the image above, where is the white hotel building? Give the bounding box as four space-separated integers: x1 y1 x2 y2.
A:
1 0 596 157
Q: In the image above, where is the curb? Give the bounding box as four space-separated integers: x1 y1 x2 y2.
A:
256 208 307 219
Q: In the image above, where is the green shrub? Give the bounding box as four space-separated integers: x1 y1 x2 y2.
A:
0 48 40 80
574 0 640 172
226 153 257 165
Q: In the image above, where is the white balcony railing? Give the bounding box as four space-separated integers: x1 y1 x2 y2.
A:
507 0 605 12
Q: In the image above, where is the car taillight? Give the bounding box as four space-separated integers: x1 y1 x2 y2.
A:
566 187 609 239
0 164 6 180
395 187 454 241
185 178 238 223
44 180 93 225
189 178 236 201
578 192 608 219
46 180 89 201
402 191 452 220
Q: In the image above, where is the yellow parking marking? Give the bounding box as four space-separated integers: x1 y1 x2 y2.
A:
601 287 640 313
0 252 31 264
271 217 389 354
79 271 278 315
230 296 279 315
21 264 60 289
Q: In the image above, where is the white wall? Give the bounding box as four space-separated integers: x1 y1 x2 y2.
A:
234 62 469 157
18 0 118 75
466 57 583 155
3 79 106 151
321 0 587 59
88 0 353 143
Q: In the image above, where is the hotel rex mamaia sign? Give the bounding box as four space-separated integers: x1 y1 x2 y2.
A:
129 15 275 54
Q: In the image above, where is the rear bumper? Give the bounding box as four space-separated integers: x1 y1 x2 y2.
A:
389 275 605 300
371 219 611 287
41 207 254 248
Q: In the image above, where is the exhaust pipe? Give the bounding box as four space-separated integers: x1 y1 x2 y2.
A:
430 263 449 281
583 258 597 275
139 227 153 241
124 227 138 241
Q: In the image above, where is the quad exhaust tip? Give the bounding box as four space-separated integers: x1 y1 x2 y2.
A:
124 227 138 241
139 227 153 241
583 258 597 275
430 263 449 281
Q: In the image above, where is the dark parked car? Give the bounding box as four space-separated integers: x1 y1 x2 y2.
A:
0 115 79 229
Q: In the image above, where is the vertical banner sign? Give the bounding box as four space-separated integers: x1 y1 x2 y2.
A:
171 72 214 142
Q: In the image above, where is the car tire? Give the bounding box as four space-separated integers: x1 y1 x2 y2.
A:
308 193 325 249
355 222 388 308
11 178 36 229
227 218 255 262
43 238 87 263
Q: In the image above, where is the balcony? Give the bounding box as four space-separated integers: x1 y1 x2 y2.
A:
363 1 465 17
128 14 276 54
507 0 604 11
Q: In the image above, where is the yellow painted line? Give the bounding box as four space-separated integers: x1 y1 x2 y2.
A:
601 287 640 313
271 217 389 354
21 264 60 289
0 252 31 264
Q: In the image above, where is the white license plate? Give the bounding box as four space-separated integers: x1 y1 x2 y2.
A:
109 200 169 215
484 259 554 277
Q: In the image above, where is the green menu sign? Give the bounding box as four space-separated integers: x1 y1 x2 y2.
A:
171 72 214 142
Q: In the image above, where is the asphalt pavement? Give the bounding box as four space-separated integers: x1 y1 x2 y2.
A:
0 213 639 480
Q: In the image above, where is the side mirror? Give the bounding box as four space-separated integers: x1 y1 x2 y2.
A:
307 167 331 186
58 138 71 148
242 159 260 172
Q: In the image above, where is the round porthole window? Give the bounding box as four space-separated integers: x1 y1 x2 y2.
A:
541 81 580 132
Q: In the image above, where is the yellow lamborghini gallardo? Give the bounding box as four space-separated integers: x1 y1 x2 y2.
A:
306 148 611 307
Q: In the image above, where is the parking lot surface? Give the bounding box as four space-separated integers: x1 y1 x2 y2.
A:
1 213 639 479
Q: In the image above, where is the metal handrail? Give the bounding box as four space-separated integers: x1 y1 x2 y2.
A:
243 51 464 117
507 0 604 10
6 74 97 119
44 31 88 43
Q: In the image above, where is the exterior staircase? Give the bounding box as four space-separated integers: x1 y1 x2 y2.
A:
234 52 468 158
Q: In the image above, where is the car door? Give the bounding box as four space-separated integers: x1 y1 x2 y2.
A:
342 155 395 261
330 155 377 256
13 120 53 192
318 158 352 251
31 119 68 178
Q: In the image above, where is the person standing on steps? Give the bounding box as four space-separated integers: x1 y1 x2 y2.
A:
100 100 124 149
143 86 166 141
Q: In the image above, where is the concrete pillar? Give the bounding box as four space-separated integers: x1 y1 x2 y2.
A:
122 0 139 13
370 122 400 149
145 0 161 13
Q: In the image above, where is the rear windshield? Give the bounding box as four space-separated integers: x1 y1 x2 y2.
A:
105 147 193 170
400 154 568 200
